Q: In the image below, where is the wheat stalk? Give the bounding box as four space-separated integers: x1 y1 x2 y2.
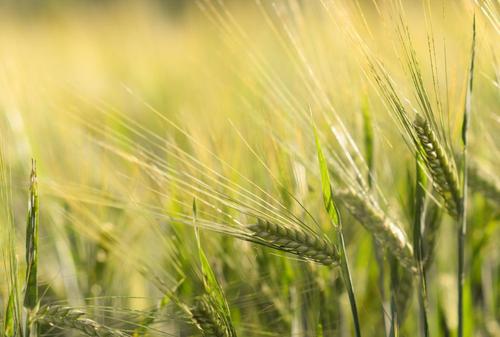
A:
335 190 415 271
413 115 461 218
36 306 128 337
249 221 339 266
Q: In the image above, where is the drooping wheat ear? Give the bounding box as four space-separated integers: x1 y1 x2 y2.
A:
36 306 128 337
190 295 230 337
335 190 415 271
413 115 461 218
468 164 500 204
249 221 339 266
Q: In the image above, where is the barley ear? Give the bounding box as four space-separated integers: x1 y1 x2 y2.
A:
36 306 128 337
190 295 230 337
335 189 415 272
249 221 339 266
413 115 461 218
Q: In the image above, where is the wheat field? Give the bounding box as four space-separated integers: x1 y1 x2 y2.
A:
0 1 498 336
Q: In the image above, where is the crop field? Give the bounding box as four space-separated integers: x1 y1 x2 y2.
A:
0 0 498 336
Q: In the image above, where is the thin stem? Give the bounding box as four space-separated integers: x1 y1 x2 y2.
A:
415 155 429 337
457 155 467 337
338 229 361 337
388 257 399 337
458 15 475 337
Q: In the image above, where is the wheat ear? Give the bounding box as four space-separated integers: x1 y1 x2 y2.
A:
190 295 230 337
335 190 415 271
413 115 461 218
36 306 128 337
249 221 339 266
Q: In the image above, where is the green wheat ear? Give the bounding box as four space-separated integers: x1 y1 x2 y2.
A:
36 306 128 337
249 221 339 266
335 189 415 272
190 294 231 337
24 160 39 311
413 115 461 218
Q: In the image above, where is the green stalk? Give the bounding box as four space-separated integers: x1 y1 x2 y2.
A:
362 97 387 334
23 160 39 337
388 258 398 337
338 227 362 337
414 154 429 337
314 126 361 337
458 16 475 337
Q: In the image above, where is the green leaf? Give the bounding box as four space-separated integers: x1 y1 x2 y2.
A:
461 15 476 147
193 199 237 336
313 126 340 228
3 289 16 337
23 160 38 310
313 125 361 337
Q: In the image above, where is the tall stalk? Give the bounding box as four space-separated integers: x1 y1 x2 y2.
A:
24 160 39 337
414 154 429 337
362 97 387 334
314 127 361 337
458 16 476 337
338 227 362 337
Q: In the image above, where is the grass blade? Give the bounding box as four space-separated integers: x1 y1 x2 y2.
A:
313 125 361 337
23 160 39 337
23 160 39 310
193 199 237 337
3 289 16 337
458 15 476 337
